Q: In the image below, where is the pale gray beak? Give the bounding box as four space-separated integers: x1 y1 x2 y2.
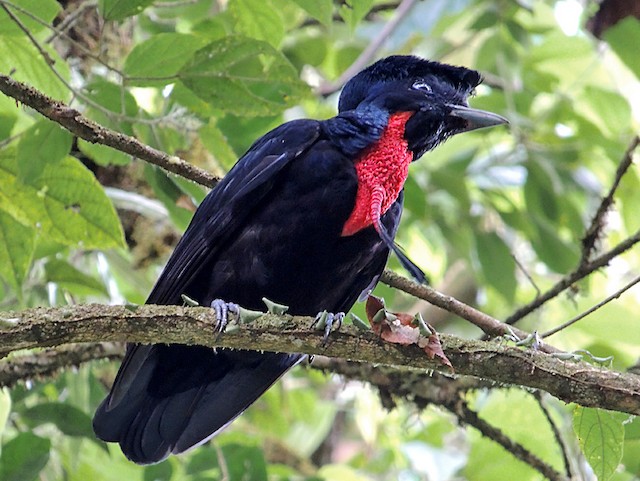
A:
447 104 509 132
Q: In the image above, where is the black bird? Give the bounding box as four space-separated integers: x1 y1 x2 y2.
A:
93 55 507 464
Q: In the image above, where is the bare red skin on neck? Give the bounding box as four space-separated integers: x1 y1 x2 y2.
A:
341 111 414 236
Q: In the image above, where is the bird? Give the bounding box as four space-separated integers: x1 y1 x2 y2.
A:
93 55 507 464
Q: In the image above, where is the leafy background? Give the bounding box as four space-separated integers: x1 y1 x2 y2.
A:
0 0 639 480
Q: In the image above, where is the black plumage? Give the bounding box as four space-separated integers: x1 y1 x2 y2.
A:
93 55 507 464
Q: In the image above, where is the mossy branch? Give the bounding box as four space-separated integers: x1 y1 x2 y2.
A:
1 303 639 416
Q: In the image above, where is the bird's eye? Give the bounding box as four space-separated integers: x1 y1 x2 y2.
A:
412 81 432 93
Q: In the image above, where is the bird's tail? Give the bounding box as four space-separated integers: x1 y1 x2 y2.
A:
93 344 302 464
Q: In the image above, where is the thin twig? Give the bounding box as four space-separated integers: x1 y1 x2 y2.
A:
299 1 402 28
506 229 640 325
0 74 217 187
513 253 541 297
2 0 186 127
317 0 418 95
541 273 640 338
450 399 568 481
45 0 98 44
380 269 560 353
533 391 573 479
0 3 55 66
581 135 639 263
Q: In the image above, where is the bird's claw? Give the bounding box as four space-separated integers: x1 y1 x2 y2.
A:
210 299 240 333
312 310 345 345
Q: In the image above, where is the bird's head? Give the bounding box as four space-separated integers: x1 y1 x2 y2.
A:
338 55 508 159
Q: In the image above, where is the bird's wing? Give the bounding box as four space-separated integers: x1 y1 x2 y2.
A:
100 120 321 415
147 119 321 305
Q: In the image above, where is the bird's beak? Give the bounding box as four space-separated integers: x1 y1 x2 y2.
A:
447 104 509 132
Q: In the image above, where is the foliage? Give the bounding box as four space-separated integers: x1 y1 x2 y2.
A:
0 0 638 480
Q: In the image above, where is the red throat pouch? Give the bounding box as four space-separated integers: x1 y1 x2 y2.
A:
341 111 414 237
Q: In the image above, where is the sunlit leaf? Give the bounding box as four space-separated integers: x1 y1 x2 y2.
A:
228 0 285 47
0 210 34 292
0 149 125 249
99 0 155 21
0 388 10 439
0 0 60 36
576 86 632 138
292 0 333 27
604 17 640 79
179 36 309 116
123 33 209 87
0 36 69 100
199 119 239 171
475 231 516 302
339 0 373 31
44 259 108 297
573 406 625 481
17 119 72 182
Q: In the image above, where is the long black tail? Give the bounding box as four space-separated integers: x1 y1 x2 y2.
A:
93 344 302 464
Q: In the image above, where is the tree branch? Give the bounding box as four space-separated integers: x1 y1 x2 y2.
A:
317 0 418 95
1 304 639 415
451 399 567 481
312 359 567 481
506 228 640 325
580 135 639 263
0 342 123 388
0 74 217 187
380 270 559 352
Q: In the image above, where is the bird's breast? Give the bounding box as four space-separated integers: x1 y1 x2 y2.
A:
341 111 414 236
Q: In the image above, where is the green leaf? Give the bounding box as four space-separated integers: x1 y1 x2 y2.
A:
78 78 142 167
604 17 640 79
293 0 333 27
0 0 60 36
199 119 238 171
22 402 96 438
77 140 131 167
619 167 640 234
0 150 125 249
178 36 309 116
284 32 329 69
0 388 10 439
0 36 69 100
44 259 108 297
573 406 625 481
186 443 268 480
99 0 155 21
83 78 139 134
0 210 35 292
530 216 579 274
475 231 516 302
465 389 565 481
144 165 194 231
576 86 632 137
144 461 173 481
524 159 560 222
622 417 640 475
339 0 374 31
0 432 51 481
17 119 72 182
229 0 285 47
123 33 209 87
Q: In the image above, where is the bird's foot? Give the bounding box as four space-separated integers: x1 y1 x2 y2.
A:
210 299 240 333
312 310 345 345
